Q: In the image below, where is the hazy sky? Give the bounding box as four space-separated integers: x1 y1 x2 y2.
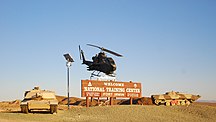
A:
0 0 215 101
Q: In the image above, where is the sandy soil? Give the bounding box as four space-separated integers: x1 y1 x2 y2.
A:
0 97 216 122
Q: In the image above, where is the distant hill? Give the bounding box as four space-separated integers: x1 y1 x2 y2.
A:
55 95 153 106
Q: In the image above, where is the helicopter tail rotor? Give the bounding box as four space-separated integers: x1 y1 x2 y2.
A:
87 44 123 57
79 45 86 63
79 45 82 60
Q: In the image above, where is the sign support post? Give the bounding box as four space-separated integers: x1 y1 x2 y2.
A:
130 97 133 105
110 97 113 106
86 97 89 107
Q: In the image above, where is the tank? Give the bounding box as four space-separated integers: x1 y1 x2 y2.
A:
20 86 58 114
151 91 201 106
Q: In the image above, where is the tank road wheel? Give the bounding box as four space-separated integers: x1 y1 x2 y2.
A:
21 105 29 114
165 101 170 106
50 105 57 114
180 101 186 106
186 100 191 106
177 101 180 106
154 100 160 105
171 101 175 106
171 100 177 106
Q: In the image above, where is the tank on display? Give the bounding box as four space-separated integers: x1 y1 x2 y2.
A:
151 91 201 106
20 86 58 114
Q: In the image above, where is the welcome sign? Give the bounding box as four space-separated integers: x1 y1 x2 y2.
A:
81 80 142 98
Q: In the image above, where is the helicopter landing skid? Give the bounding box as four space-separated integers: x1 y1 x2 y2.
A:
107 74 116 77
90 71 116 80
90 71 101 79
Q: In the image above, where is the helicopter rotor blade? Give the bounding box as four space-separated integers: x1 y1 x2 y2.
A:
102 48 123 57
87 44 102 50
87 44 123 57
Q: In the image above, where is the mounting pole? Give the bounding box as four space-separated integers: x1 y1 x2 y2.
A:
63 53 74 110
67 63 70 110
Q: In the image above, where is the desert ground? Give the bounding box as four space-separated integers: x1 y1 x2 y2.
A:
0 96 216 122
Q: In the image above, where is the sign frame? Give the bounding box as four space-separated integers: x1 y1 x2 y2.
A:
81 80 142 98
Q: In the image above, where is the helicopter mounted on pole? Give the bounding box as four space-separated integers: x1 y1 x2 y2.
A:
79 44 123 78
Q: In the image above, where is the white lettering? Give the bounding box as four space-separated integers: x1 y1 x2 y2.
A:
127 93 139 97
104 82 124 87
106 87 125 92
126 88 140 93
114 93 125 97
86 92 100 97
102 93 113 97
84 87 105 92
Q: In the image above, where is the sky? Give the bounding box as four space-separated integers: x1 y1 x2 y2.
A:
0 0 216 101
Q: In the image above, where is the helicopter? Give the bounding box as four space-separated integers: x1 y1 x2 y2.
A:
79 44 123 78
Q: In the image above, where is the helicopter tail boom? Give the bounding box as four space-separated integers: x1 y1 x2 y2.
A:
79 45 93 66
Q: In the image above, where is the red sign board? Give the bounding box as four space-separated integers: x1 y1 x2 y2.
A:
81 80 142 98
